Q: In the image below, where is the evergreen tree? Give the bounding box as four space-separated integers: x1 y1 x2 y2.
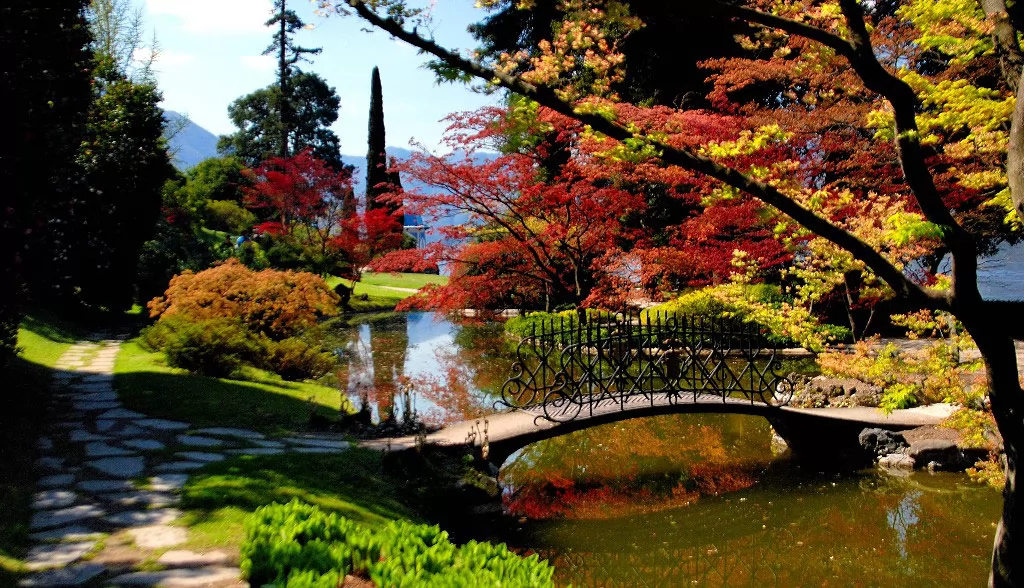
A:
365 66 403 215
0 0 93 366
264 0 321 158
219 73 343 169
219 0 345 168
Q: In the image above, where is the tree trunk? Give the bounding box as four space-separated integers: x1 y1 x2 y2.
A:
968 321 1024 587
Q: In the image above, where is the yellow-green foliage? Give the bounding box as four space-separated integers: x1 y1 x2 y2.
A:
241 500 555 587
817 339 975 413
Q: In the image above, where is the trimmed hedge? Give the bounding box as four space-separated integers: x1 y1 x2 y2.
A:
242 500 555 588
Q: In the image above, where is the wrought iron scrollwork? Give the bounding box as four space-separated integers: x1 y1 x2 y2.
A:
498 310 795 422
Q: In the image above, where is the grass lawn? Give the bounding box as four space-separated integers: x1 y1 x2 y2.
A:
114 340 353 435
178 450 419 553
325 272 448 313
0 313 91 586
359 272 447 290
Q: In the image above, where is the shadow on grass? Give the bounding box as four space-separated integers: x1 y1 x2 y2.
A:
116 370 344 436
0 355 56 588
178 450 419 550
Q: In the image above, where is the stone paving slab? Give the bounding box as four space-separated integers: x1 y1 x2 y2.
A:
176 452 225 463
36 475 76 489
149 474 189 492
86 456 145 478
282 437 349 450
136 418 190 431
251 439 285 449
18 563 106 586
35 457 64 471
226 447 284 456
24 541 97 570
127 525 187 549
98 408 147 420
154 461 207 472
110 424 149 437
104 508 182 527
68 430 107 443
31 505 105 530
32 490 77 510
36 438 54 451
99 491 178 508
195 427 265 440
122 438 166 451
107 566 241 587
84 442 135 458
176 435 225 447
29 526 106 543
78 479 136 493
157 550 232 568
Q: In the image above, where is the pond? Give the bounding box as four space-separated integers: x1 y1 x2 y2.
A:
328 312 1002 586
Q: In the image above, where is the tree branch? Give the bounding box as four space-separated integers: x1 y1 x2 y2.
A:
347 0 942 310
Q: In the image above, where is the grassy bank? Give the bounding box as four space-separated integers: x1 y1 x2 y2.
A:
0 313 90 587
327 272 447 313
114 340 352 435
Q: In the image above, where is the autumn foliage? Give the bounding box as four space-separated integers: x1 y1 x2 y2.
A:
148 258 339 340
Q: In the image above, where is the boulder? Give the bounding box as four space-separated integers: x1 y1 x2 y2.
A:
859 428 909 460
878 453 915 472
907 439 964 471
791 376 883 408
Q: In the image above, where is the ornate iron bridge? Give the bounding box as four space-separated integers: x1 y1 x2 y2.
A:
498 311 795 423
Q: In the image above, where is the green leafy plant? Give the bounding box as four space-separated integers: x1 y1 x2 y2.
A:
157 317 259 378
241 500 555 588
260 337 336 382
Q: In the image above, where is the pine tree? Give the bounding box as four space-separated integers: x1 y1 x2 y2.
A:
264 0 321 157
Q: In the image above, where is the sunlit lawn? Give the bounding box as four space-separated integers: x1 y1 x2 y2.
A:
326 273 446 312
114 340 352 435
359 272 447 290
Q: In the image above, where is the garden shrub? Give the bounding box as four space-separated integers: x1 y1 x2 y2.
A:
242 500 555 588
261 337 336 382
159 317 259 378
206 199 257 235
148 258 339 340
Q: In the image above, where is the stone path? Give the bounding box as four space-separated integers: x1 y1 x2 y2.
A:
21 340 351 587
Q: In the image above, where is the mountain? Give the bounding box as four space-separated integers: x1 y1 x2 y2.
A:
164 111 220 171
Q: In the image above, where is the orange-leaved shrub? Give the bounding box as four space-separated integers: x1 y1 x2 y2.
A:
148 259 339 340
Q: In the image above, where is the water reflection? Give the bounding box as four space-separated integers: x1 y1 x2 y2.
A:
331 312 511 425
322 313 1000 586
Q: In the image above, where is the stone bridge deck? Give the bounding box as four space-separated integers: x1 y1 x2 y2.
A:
361 394 957 464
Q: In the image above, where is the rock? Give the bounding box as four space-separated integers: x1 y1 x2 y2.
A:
908 439 964 470
878 453 915 472
148 474 190 492
195 427 265 440
29 526 105 543
86 456 145 478
135 419 190 431
792 376 883 408
106 566 241 587
31 505 105 530
153 461 207 472
78 479 136 493
127 525 187 549
859 428 909 460
104 508 181 527
97 408 146 420
36 475 75 489
226 447 284 456
18 563 106 586
24 541 97 570
176 452 225 463
122 439 166 451
32 490 77 510
175 435 224 448
84 442 135 458
157 550 232 567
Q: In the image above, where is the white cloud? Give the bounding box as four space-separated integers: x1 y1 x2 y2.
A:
146 0 274 35
239 55 276 73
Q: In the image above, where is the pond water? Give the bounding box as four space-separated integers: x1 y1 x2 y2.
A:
328 312 1002 586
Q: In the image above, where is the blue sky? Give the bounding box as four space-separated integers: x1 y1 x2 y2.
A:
135 0 500 153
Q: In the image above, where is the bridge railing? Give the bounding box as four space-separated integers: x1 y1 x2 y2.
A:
498 310 794 422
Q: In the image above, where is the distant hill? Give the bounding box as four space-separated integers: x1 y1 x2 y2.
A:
159 114 489 238
164 111 220 171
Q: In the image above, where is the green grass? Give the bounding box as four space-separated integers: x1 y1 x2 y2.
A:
178 450 419 552
114 340 353 435
1 313 91 586
359 272 447 290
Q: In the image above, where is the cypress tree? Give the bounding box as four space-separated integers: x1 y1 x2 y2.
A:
365 67 403 215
